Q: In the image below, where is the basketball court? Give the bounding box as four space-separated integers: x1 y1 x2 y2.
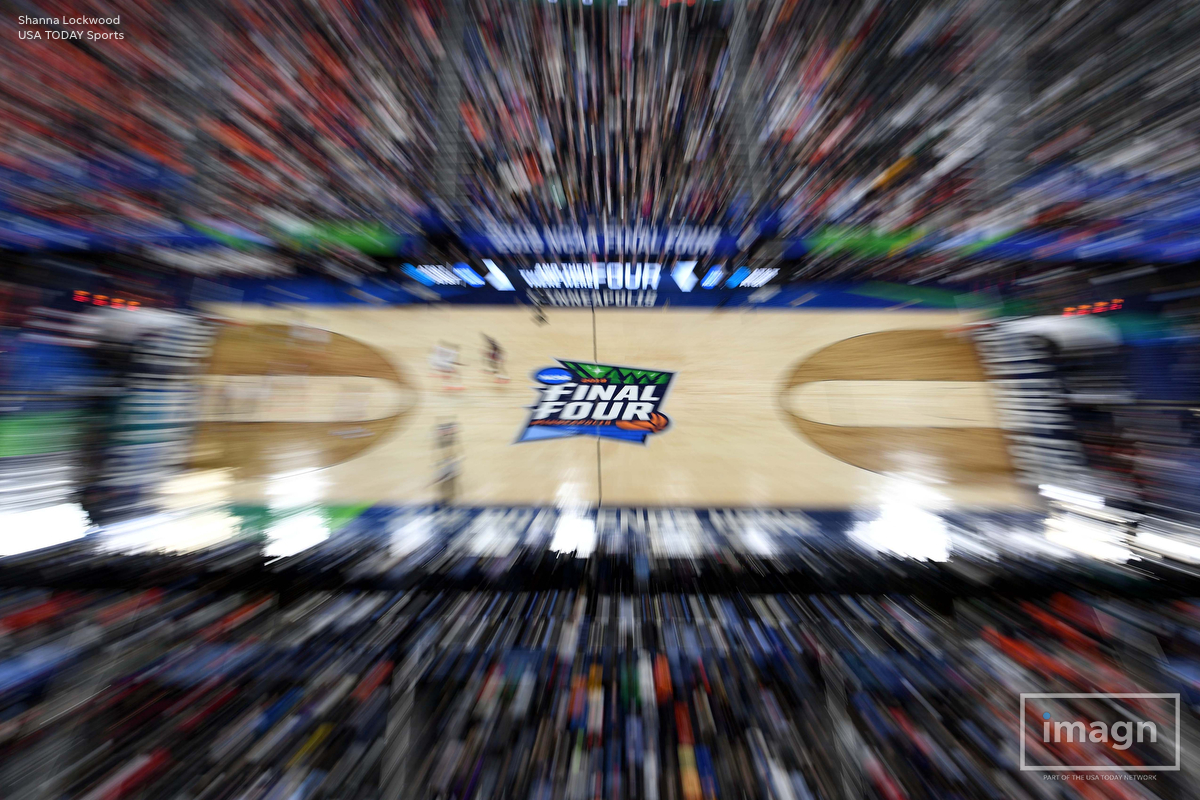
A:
193 303 1031 511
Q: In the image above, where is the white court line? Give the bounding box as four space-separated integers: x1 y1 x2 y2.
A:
784 381 1000 427
198 376 413 423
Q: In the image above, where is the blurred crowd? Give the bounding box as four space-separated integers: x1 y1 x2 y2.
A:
457 0 739 231
0 579 1197 799
0 0 441 241
1 1 189 236
753 0 994 238
2 3 1200 796
190 0 441 229
3 0 1200 257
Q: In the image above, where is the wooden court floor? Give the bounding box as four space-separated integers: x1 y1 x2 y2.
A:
195 304 1031 510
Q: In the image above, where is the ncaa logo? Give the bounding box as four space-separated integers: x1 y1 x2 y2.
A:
535 367 573 385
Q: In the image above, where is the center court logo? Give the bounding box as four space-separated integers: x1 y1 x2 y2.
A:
1020 693 1180 772
517 360 675 444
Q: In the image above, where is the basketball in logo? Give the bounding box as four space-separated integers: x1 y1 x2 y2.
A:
616 412 670 433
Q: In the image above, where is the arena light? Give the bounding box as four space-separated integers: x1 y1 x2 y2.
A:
850 505 950 562
1039 484 1105 510
550 512 596 558
452 263 485 287
481 259 515 291
0 504 91 556
1045 513 1131 562
700 265 725 289
848 479 951 561
672 261 698 292
1138 530 1200 563
265 511 330 559
98 510 239 554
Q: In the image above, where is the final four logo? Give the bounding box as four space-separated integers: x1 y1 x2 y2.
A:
518 360 676 444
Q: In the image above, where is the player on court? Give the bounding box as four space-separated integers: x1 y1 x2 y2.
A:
430 341 463 391
530 294 548 326
433 419 461 504
481 334 507 383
